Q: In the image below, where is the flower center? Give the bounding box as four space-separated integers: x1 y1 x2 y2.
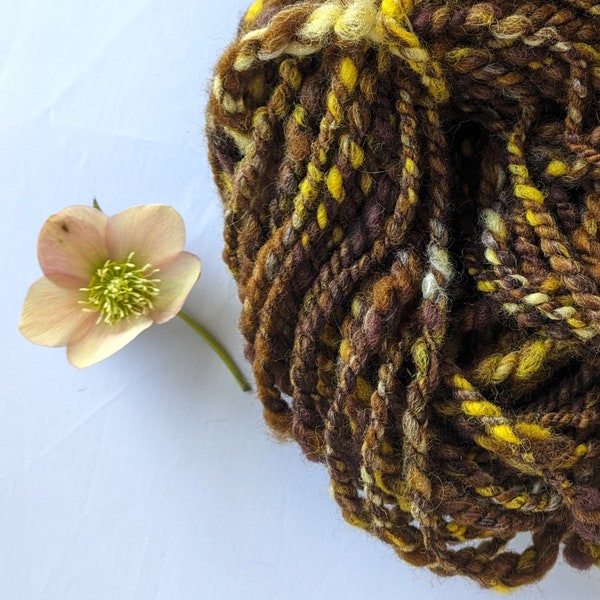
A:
80 252 160 325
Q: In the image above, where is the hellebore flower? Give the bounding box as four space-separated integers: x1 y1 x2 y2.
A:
20 204 201 368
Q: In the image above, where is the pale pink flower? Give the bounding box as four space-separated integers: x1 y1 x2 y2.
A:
19 204 201 368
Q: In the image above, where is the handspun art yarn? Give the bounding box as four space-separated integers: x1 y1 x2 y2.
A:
206 0 600 588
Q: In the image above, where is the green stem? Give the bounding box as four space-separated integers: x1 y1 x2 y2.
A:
177 311 251 392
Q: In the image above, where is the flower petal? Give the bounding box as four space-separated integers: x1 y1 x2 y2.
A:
19 277 92 347
38 205 110 286
106 205 186 268
151 252 201 324
67 316 153 368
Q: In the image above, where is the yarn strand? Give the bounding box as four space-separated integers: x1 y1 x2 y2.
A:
207 0 600 588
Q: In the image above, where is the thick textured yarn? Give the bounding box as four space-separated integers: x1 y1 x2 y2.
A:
206 0 600 588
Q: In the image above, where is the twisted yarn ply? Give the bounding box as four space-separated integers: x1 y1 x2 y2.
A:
206 0 600 588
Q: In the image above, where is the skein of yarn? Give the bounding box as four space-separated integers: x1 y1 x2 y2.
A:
206 0 600 588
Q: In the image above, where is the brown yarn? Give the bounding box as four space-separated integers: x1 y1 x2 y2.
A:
206 0 600 588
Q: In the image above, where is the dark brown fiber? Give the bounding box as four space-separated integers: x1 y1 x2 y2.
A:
206 0 600 588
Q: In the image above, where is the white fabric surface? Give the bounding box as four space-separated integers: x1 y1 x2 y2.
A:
1 1 599 598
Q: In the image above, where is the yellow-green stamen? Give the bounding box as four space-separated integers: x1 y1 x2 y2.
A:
80 252 160 325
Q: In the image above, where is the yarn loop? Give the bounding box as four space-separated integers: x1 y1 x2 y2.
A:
207 0 600 588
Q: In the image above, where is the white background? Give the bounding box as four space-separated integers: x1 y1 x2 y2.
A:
1 1 599 598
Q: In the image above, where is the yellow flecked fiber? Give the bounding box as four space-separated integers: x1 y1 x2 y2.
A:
575 444 588 457
326 166 345 202
300 177 318 201
484 248 501 265
509 163 529 177
317 202 328 228
452 374 473 390
514 422 551 441
340 339 352 363
327 90 344 122
355 377 373 402
332 225 344 243
515 339 547 379
515 184 545 203
411 338 429 372
342 136 365 169
546 160 569 176
492 583 515 594
462 400 502 418
477 486 503 498
525 209 547 227
404 156 417 176
293 104 307 126
339 57 359 90
490 424 521 445
243 0 264 22
507 135 523 157
477 280 497 293
381 0 415 19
